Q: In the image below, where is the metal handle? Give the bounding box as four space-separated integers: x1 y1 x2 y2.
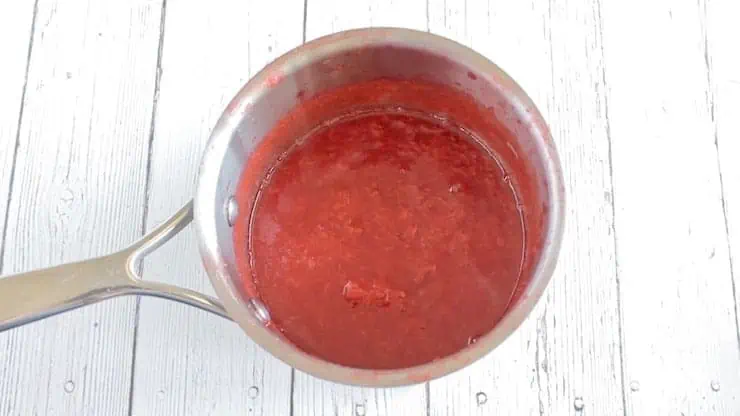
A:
0 201 229 332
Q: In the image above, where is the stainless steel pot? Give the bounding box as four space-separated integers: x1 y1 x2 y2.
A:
0 28 564 387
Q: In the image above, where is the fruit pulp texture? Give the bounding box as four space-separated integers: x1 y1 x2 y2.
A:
241 109 525 369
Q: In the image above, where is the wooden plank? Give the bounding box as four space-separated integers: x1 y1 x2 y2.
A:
705 0 740 352
0 0 163 414
0 3 37 411
426 1 545 414
601 0 740 414
0 1 35 257
305 0 428 39
292 1 429 415
538 0 624 413
128 1 303 414
427 0 624 415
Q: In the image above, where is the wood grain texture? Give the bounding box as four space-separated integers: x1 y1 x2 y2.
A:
601 0 740 414
0 2 37 413
427 0 624 415
293 2 429 415
426 1 546 414
704 0 740 350
0 0 162 414
539 0 624 414
0 1 35 260
305 0 427 38
128 1 303 415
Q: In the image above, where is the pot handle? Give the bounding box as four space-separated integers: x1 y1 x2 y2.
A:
0 201 230 332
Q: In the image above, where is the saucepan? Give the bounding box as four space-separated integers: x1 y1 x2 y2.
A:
0 28 564 386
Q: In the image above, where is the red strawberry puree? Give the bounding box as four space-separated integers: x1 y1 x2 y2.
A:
234 81 528 370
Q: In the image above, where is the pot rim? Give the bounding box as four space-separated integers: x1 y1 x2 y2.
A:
195 27 565 387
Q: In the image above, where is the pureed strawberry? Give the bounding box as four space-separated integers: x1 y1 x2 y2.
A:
234 79 528 369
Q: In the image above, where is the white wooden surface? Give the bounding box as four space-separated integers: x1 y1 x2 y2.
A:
601 0 740 414
707 0 740 358
0 0 738 415
0 0 161 415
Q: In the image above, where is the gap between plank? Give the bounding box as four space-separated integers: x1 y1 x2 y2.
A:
290 3 310 414
0 0 40 275
699 0 740 352
127 0 169 414
595 0 628 411
302 0 308 44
